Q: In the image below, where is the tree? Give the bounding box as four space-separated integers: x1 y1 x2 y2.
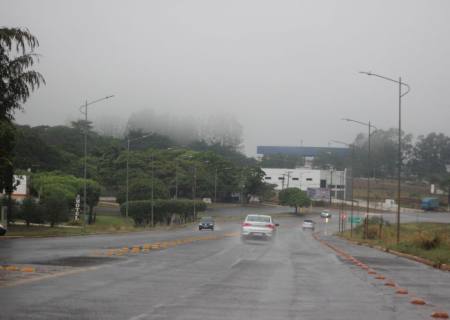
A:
41 189 69 227
437 175 450 211
410 133 450 180
0 120 16 220
85 181 101 224
261 153 305 169
242 166 273 202
18 197 44 227
116 177 169 204
0 28 45 120
0 28 45 222
278 188 311 213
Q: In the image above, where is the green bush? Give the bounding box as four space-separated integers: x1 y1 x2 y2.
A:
41 190 69 227
366 225 379 239
18 197 45 226
120 199 207 226
413 231 442 250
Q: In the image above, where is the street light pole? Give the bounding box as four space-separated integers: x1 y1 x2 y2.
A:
342 118 377 239
125 133 153 219
360 71 410 243
193 165 197 221
126 138 130 218
79 95 114 230
151 154 154 227
83 100 87 229
330 139 355 236
175 159 178 200
214 168 218 202
366 121 371 238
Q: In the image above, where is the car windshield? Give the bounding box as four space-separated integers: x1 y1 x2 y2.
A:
201 218 213 222
246 215 271 223
304 220 314 223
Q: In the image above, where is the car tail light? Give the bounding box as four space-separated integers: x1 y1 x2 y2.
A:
242 222 252 227
266 223 275 229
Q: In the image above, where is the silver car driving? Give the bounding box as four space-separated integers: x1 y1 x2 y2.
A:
241 214 278 240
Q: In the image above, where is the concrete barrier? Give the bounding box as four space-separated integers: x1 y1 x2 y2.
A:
431 312 449 319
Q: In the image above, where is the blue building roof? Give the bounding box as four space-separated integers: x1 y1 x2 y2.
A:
257 146 349 157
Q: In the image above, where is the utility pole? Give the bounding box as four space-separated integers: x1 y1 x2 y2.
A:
126 138 130 218
214 167 218 202
193 165 197 221
360 71 410 243
151 154 154 227
79 95 114 229
175 159 178 200
286 171 292 188
83 100 88 228
329 168 333 207
366 121 371 239
342 118 377 239
126 133 152 219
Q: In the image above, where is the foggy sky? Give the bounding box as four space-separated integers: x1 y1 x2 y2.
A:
2 0 450 155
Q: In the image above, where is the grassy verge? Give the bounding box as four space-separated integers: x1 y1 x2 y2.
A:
4 215 145 237
340 221 450 265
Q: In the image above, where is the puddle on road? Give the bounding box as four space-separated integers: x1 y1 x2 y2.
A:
30 256 120 267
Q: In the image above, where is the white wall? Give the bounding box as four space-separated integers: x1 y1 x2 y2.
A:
262 167 347 200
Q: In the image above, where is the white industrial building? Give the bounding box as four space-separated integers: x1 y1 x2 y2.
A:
262 167 348 200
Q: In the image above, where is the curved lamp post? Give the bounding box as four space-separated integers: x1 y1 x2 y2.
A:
342 118 378 239
79 95 114 229
360 71 411 243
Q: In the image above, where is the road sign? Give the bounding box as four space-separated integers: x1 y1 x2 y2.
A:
348 216 362 224
74 194 80 221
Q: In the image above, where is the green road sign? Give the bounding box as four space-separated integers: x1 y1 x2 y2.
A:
348 216 362 224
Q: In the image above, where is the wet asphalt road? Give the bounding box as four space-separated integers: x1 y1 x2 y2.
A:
1 208 449 319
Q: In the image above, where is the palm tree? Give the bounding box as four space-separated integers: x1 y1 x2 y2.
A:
1 27 45 120
0 27 45 223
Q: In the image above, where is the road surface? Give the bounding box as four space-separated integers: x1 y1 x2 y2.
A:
1 209 449 319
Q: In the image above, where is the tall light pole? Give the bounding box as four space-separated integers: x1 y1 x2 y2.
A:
360 71 411 244
331 139 355 237
79 95 114 229
126 133 153 219
214 167 218 202
193 164 197 221
342 118 377 239
150 153 154 227
175 158 179 200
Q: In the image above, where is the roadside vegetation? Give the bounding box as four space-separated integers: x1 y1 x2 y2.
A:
341 218 450 265
5 214 139 237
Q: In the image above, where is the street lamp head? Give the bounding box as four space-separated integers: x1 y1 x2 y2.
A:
106 95 115 99
359 71 372 76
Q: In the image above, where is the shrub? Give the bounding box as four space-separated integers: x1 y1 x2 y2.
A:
120 199 207 226
18 197 45 226
41 190 69 227
413 231 442 250
366 225 379 240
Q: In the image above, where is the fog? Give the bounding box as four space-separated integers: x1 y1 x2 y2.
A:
2 0 450 155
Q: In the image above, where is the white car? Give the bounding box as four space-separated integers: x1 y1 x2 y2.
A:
241 214 278 240
302 219 315 230
320 210 332 218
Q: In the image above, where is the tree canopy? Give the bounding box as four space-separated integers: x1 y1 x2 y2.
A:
278 188 311 213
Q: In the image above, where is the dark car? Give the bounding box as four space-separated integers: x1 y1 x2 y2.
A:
199 217 215 231
0 223 7 236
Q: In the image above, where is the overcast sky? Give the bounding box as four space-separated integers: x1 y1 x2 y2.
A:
2 0 450 155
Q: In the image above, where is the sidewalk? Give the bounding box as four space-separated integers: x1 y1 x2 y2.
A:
318 233 450 315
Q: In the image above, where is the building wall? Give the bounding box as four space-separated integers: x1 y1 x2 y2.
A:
262 168 346 197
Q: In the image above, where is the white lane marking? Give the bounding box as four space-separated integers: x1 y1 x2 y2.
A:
127 313 148 320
